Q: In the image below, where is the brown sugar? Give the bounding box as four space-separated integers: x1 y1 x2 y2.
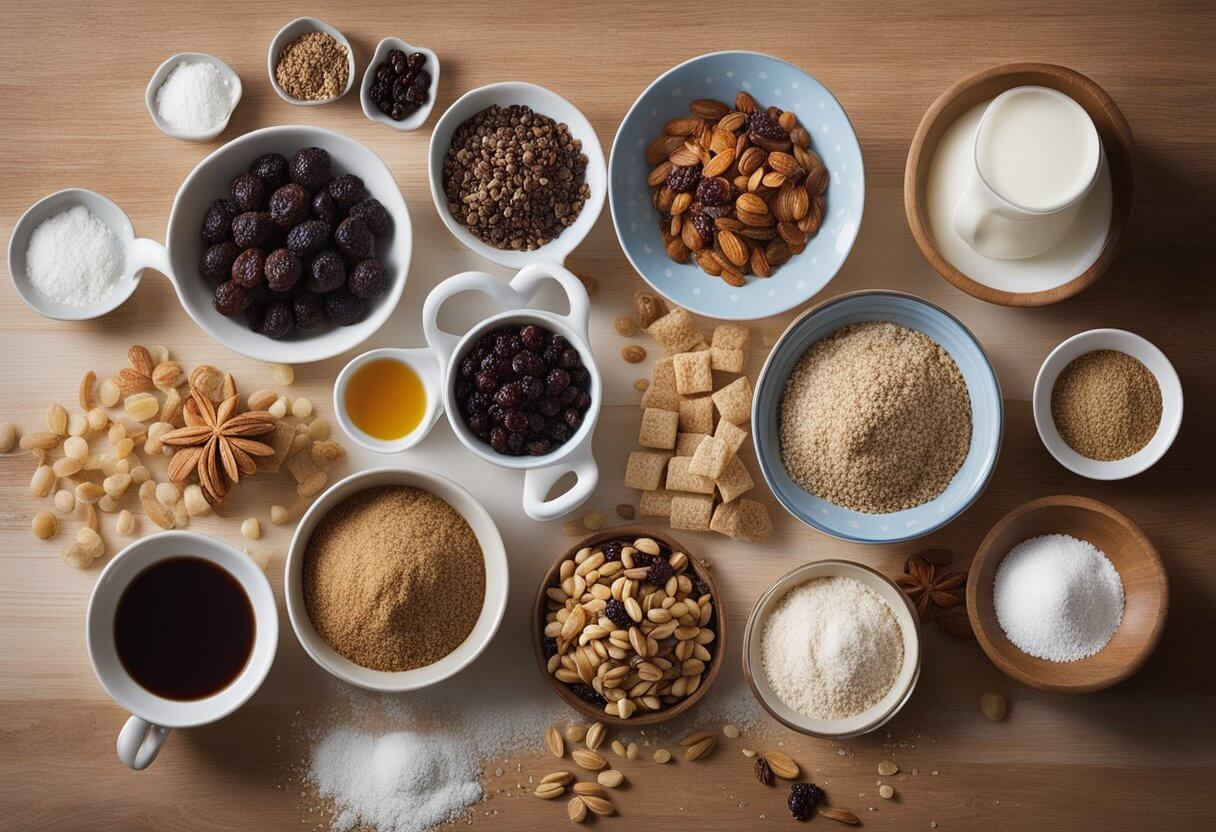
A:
1051 349 1162 461
302 486 485 672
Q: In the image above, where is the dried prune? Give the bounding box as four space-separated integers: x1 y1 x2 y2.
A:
200 242 241 284
348 259 388 299
291 291 326 330
327 174 367 209
287 220 331 257
388 49 407 74
334 217 374 259
232 212 273 248
269 184 310 229
250 153 289 189
324 289 365 326
231 248 266 289
201 198 237 244
667 164 701 193
229 173 266 212
265 248 302 293
290 147 331 191
308 250 346 293
212 280 250 316
311 190 340 225
349 198 392 238
259 301 295 340
407 51 426 70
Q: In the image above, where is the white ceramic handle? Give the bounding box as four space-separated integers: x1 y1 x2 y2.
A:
117 715 170 770
521 440 599 521
422 271 523 368
127 237 174 281
952 175 998 251
506 261 591 337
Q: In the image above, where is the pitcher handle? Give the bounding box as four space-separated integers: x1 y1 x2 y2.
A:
422 271 523 369
506 261 591 337
521 440 599 522
117 715 170 771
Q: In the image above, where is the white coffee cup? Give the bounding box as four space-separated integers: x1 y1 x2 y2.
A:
86 531 278 770
953 86 1101 260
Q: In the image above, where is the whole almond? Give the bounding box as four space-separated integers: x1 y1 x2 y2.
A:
696 250 722 276
585 722 606 752
763 750 799 780
671 192 693 215
681 217 706 252
665 115 702 136
535 782 566 799
678 729 715 748
572 748 607 772
580 795 614 817
805 165 829 196
777 110 797 132
751 245 772 278
573 782 607 798
648 160 673 187
737 208 772 227
736 193 768 215
646 134 677 165
690 98 730 119
790 126 811 149
152 361 184 391
116 367 153 394
719 266 745 288
684 735 717 761
746 166 765 192
717 230 749 267
778 222 808 247
981 690 1007 721
669 146 701 167
546 725 565 758
735 91 757 113
666 235 691 262
717 111 747 132
127 345 154 377
708 128 736 154
761 171 787 188
567 796 588 823
597 769 625 788
542 771 575 786
78 371 96 410
737 146 765 176
702 148 735 178
768 151 802 178
819 807 861 825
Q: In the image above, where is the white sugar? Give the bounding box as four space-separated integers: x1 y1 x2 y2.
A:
155 61 234 133
994 533 1124 662
25 204 122 307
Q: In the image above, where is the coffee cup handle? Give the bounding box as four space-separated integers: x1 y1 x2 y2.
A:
117 715 170 770
422 271 523 368
952 176 995 250
521 440 599 522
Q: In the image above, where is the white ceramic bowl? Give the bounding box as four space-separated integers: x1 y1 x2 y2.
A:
427 82 606 268
743 560 922 738
284 467 509 692
1033 328 1183 479
267 17 356 105
359 37 440 131
145 52 242 141
332 347 444 453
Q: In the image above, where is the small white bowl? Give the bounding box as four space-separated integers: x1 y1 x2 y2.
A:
427 82 606 269
145 52 242 142
267 17 356 105
332 347 444 454
743 560 922 739
359 37 440 131
285 467 509 693
1033 328 1183 480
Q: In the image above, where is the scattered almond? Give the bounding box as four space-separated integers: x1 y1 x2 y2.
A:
819 807 861 825
597 769 624 788
32 510 57 540
571 748 607 772
580 795 614 817
541 771 574 787
565 724 587 744
763 750 799 780
534 782 566 800
567 796 587 823
878 760 899 776
879 784 895 799
652 748 671 764
584 722 606 752
981 690 1007 722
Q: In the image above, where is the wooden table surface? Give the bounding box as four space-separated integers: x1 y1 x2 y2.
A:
2 1 1214 829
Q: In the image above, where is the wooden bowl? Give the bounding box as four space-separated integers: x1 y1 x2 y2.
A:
531 526 725 726
966 495 1168 693
905 63 1134 306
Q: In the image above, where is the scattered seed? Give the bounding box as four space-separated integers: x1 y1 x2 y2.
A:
878 760 899 776
67 413 89 436
0 422 17 452
77 527 104 558
139 481 175 530
155 482 181 506
80 502 99 532
307 418 330 441
565 724 587 744
582 510 604 531
292 397 313 419
87 407 108 432
879 784 895 799
117 510 135 536
46 403 69 435
614 315 636 337
268 363 295 386
124 393 160 422
981 690 1007 722
571 748 607 771
723 724 740 738
53 489 76 514
652 748 671 764
621 345 647 363
573 782 607 798
819 807 862 825
546 726 565 759
541 771 574 787
241 518 261 540
741 748 757 758
611 740 627 758
580 795 614 817
268 397 289 419
32 510 57 540
183 484 212 517
585 722 606 752
97 379 120 407
30 465 55 498
62 542 92 569
270 505 290 525
597 769 624 788
20 432 60 451
633 378 649 392
103 473 131 497
626 742 638 760
53 457 82 478
535 782 566 800
567 796 587 823
685 736 717 761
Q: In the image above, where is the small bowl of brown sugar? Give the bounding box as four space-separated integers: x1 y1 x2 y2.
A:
268 17 355 105
1034 328 1182 480
285 467 509 691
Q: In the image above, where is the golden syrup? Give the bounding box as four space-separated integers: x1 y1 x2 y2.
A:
345 358 426 440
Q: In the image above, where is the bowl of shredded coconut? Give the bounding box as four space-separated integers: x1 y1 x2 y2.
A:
145 53 242 141
743 559 921 738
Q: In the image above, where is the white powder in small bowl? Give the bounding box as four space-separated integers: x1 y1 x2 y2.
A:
155 61 234 133
25 204 122 307
760 575 904 721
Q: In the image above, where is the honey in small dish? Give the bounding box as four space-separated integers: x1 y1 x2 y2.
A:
345 358 426 440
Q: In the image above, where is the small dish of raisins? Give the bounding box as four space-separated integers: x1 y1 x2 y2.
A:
359 38 440 131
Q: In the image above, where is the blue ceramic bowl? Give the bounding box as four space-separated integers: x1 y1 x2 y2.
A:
609 51 863 321
753 291 1003 543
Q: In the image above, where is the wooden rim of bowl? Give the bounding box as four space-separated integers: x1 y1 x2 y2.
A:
965 495 1169 693
904 63 1135 307
531 526 726 727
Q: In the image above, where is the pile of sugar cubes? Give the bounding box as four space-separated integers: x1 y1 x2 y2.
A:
624 303 772 542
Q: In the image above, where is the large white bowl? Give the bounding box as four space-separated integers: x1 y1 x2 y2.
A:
284 467 509 692
743 560 922 738
427 82 606 269
1033 328 1182 479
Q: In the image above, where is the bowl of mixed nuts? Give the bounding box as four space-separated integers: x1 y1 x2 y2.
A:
532 527 725 726
609 51 864 320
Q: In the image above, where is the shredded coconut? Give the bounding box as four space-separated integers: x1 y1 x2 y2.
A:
25 205 122 307
994 533 1124 662
155 61 234 133
760 576 904 720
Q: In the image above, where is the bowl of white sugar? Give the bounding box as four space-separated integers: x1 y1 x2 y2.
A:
743 560 921 738
145 53 242 141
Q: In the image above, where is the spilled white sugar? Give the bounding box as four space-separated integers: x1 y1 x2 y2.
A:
155 61 233 132
993 533 1124 662
25 205 122 306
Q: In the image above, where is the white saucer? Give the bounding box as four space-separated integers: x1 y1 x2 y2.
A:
925 99 1113 295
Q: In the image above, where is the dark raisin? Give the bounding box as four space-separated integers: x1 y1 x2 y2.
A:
250 153 289 189
489 426 508 453
311 190 340 225
563 408 584 430
466 414 488 436
307 250 346 293
526 437 552 456
290 147 331 191
229 173 266 212
348 259 388 299
334 217 374 260
538 396 561 417
559 386 580 406
574 391 592 410
527 413 546 433
259 301 295 340
232 212 273 248
691 212 715 248
520 324 546 350
701 202 732 219
748 111 789 142
475 371 497 393
506 432 526 454
370 80 390 106
696 176 729 207
388 49 407 74
291 291 326 330
504 410 528 433
392 76 413 103
201 199 237 244
327 174 367 209
545 368 570 395
265 248 302 293
604 599 631 628
244 302 267 331
287 220 331 257
570 684 607 708
788 783 824 822
407 51 426 70
548 422 571 443
601 540 624 562
692 576 711 598
212 280 250 316
454 378 472 399
559 348 580 369
520 377 544 401
494 382 523 409
405 84 426 105
375 63 394 85
667 164 701 193
269 184 310 229
349 198 393 237
200 242 241 284
324 290 365 326
512 351 544 377
648 558 673 585
413 69 431 90
390 103 408 121
465 391 491 415
459 356 478 378
542 637 558 660
569 367 590 387
231 248 266 288
495 331 523 358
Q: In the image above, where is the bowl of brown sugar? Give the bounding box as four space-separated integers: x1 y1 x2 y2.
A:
285 467 508 691
1034 328 1182 480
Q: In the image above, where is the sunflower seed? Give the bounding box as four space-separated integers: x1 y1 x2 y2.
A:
546 726 565 758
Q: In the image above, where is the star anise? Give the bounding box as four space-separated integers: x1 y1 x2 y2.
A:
161 384 276 502
895 549 967 621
